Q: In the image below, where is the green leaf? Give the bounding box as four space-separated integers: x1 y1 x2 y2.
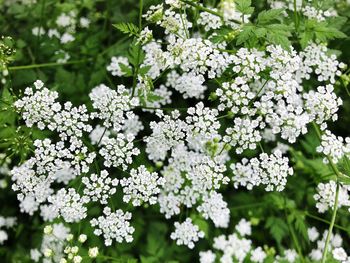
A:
290 211 308 241
139 65 152 76
191 214 209 237
265 217 289 244
302 20 347 46
235 0 254 15
119 63 133 77
338 174 350 185
266 30 291 50
113 22 140 37
128 41 144 67
236 25 255 45
254 27 267 38
326 16 348 30
257 9 284 24
210 27 236 44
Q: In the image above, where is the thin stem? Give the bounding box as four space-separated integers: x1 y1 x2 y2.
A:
8 59 90 71
258 142 265 153
284 208 305 262
218 141 229 155
312 122 342 178
321 182 340 263
131 0 144 98
180 7 190 38
97 127 108 146
217 113 231 120
293 0 299 32
36 0 46 55
304 211 350 233
311 122 342 262
136 105 189 111
230 202 265 210
248 79 268 107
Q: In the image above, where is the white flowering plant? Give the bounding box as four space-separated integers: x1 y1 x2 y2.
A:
1 0 350 262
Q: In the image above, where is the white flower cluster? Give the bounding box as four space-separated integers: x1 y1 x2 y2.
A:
89 84 139 132
304 85 342 127
316 130 350 164
0 216 16 245
32 10 90 45
299 43 346 84
10 0 349 254
302 5 337 22
307 227 348 262
120 165 165 206
14 80 92 141
11 138 95 216
314 181 350 213
47 188 88 223
170 218 205 249
231 150 293 191
203 219 267 263
89 84 141 169
167 36 233 79
197 191 230 228
30 223 70 263
31 224 99 262
224 117 264 154
99 134 140 170
82 170 119 204
198 9 223 31
90 207 134 246
106 56 130 77
166 71 207 99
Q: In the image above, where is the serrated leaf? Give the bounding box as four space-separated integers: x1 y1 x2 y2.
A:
119 63 133 77
303 20 347 45
235 0 254 15
291 212 308 241
113 22 139 37
257 9 284 24
210 27 235 44
266 31 291 50
147 92 163 103
254 27 267 38
265 217 289 244
139 65 152 76
128 41 144 67
236 25 255 45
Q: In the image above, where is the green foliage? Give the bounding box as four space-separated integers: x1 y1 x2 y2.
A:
265 217 289 244
113 22 140 37
236 8 292 49
299 19 348 48
235 0 254 15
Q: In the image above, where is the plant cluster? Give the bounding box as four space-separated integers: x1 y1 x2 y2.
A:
1 0 350 262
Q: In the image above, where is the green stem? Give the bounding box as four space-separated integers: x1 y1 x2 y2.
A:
304 211 349 233
258 142 265 153
131 0 144 98
284 209 305 262
136 106 189 111
8 59 90 71
321 182 340 263
180 7 190 38
36 0 46 55
293 0 299 32
312 122 342 178
311 122 342 262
